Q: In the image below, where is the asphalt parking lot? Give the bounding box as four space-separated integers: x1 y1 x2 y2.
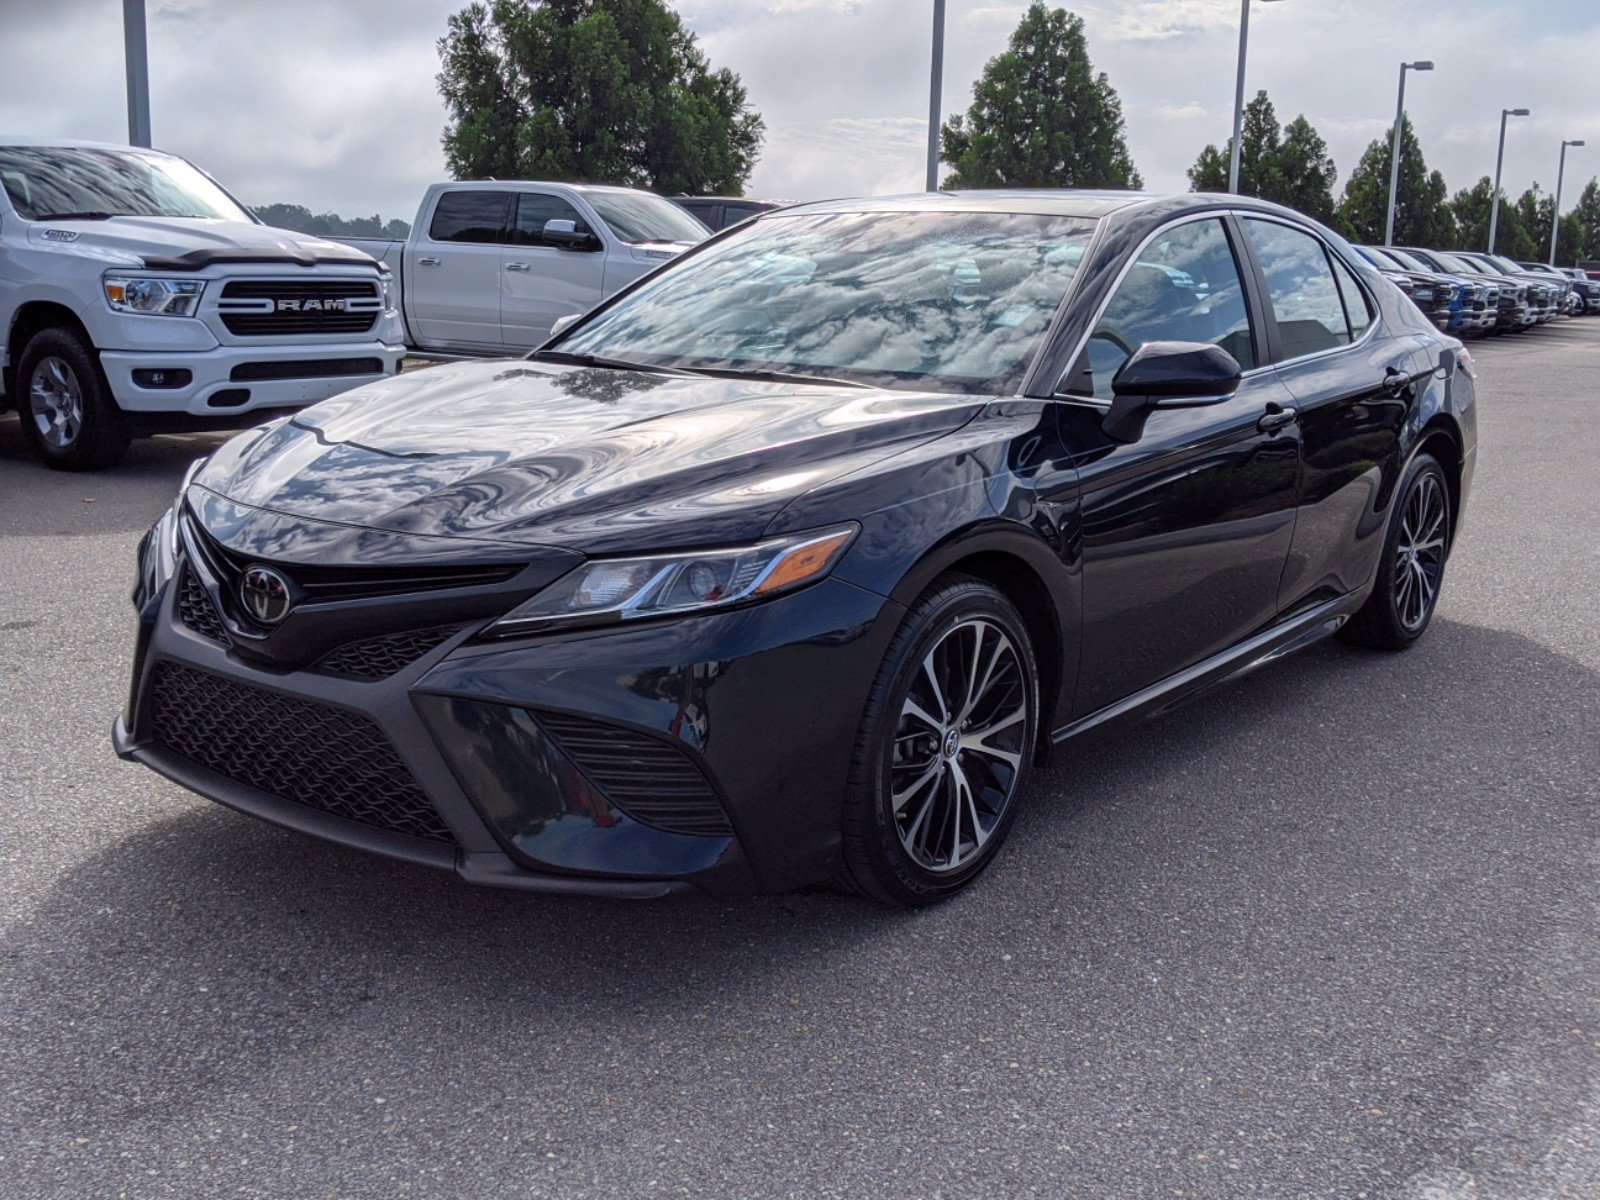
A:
2 322 1598 1199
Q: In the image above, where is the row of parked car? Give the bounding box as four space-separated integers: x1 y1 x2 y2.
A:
1356 244 1600 336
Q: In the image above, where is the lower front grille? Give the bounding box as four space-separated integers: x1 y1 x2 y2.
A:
312 625 466 681
177 566 229 645
147 661 455 844
229 357 385 383
533 710 733 837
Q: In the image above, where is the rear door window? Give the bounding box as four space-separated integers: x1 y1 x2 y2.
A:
1329 255 1373 339
428 191 511 244
1244 218 1352 360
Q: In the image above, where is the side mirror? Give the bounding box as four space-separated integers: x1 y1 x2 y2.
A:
1102 341 1242 443
549 312 581 338
543 219 600 251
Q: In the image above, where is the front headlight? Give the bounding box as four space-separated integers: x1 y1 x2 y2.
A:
487 524 858 636
380 271 396 313
104 275 205 317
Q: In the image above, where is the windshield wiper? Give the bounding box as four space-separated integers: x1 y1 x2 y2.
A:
670 364 868 389
37 211 116 221
527 349 679 374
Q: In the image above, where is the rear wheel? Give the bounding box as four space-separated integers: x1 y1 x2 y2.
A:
1339 452 1451 650
15 328 131 471
837 574 1038 906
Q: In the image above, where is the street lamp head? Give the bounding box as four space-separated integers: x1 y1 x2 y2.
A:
1507 108 1530 117
1568 140 1587 148
1409 60 1434 71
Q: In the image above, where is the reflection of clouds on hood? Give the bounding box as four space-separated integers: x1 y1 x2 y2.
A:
4 0 1596 216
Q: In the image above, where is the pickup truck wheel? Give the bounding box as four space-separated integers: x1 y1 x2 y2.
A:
16 328 130 470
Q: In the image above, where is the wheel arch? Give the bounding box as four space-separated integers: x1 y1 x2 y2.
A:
4 301 94 406
882 522 1076 754
1413 415 1465 550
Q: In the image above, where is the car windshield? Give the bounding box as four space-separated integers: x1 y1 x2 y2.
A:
584 191 710 245
1437 253 1487 274
557 209 1098 393
1385 248 1433 273
0 145 250 222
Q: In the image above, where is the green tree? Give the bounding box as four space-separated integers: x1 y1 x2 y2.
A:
251 203 410 239
1447 175 1532 255
1335 115 1453 246
1556 177 1600 263
940 4 1141 190
1186 91 1336 222
437 0 764 195
1511 185 1553 262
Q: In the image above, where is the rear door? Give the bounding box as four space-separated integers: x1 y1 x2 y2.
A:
500 191 609 349
1056 214 1302 716
405 189 510 351
1236 216 1420 615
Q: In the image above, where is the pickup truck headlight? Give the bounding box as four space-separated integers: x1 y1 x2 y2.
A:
380 271 396 314
487 524 858 636
104 275 205 317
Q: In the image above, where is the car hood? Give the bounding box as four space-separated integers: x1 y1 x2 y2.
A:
26 216 377 269
193 361 986 554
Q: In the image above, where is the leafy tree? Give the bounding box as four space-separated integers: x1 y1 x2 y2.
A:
251 203 410 239
1511 185 1553 262
1186 91 1336 222
1556 178 1600 263
940 4 1141 190
1447 175 1537 257
437 0 764 195
1335 115 1453 246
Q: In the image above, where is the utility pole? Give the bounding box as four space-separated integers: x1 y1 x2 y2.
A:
1488 107 1529 253
1383 61 1433 246
124 0 152 147
926 0 946 191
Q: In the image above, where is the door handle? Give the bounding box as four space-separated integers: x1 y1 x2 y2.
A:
1257 403 1297 433
505 262 532 272
417 255 440 266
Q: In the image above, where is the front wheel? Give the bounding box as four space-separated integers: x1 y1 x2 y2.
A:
1339 452 1451 650
15 328 131 471
837 574 1039 906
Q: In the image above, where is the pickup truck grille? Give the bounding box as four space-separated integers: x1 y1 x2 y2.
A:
218 280 381 336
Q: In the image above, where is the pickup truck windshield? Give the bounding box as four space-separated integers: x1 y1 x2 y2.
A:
557 210 1097 393
584 191 710 245
0 146 251 223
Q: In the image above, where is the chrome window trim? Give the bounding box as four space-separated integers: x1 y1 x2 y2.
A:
1049 207 1382 409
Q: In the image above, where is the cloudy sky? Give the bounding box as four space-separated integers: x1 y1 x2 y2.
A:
2 0 1597 223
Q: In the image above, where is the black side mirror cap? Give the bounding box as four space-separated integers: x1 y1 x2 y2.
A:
1101 342 1243 443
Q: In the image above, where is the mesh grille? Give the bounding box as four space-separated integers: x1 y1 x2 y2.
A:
177 566 229 645
230 357 385 382
147 661 455 844
312 625 466 681
534 710 732 837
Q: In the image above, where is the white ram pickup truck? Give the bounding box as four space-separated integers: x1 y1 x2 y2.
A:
0 138 404 470
335 181 708 355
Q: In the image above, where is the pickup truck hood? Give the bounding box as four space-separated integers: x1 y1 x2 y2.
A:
194 361 985 554
27 216 377 270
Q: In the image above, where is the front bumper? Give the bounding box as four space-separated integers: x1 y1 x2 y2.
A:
118 517 902 897
101 339 405 416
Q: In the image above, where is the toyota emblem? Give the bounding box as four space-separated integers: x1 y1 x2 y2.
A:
239 565 293 625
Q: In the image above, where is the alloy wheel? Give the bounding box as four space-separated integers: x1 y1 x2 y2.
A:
891 618 1030 874
1394 471 1446 630
29 356 84 450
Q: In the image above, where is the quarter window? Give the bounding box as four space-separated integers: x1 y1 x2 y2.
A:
1063 217 1255 400
1244 219 1352 358
1330 255 1373 339
428 190 510 244
512 193 592 247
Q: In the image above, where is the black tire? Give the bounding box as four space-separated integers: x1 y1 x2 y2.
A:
1339 451 1452 651
15 327 131 471
836 573 1039 906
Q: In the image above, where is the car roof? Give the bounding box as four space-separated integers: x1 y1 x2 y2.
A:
774 190 1323 223
0 136 175 153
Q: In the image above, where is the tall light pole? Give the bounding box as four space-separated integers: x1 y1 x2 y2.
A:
926 0 946 192
1550 139 1585 265
123 0 152 147
1383 60 1433 246
1227 0 1287 194
1487 107 1529 253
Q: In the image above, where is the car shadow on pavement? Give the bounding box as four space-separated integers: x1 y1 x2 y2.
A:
4 617 1599 1196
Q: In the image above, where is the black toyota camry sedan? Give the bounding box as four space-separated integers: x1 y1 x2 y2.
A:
118 191 1477 905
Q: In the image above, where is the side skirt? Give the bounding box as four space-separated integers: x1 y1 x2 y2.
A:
1050 590 1367 748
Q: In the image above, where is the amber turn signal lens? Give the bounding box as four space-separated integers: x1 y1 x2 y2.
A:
753 529 856 596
